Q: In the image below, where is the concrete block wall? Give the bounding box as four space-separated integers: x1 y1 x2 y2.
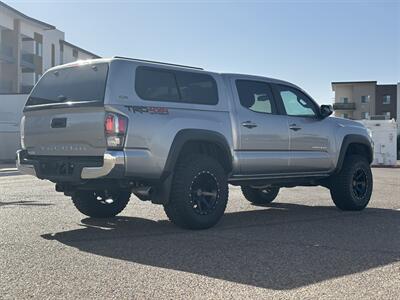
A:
0 94 27 161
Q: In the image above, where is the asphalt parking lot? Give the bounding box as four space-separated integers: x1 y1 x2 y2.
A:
1 168 399 299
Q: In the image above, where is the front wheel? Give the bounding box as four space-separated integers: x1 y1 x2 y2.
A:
72 190 131 218
164 154 229 230
330 154 373 210
241 186 280 205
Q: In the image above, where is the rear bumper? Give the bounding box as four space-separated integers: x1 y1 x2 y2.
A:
16 150 125 181
16 151 37 176
81 152 124 179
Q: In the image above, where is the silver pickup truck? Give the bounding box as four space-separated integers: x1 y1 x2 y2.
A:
17 57 373 229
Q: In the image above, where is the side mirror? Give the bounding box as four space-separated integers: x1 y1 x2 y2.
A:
320 104 333 119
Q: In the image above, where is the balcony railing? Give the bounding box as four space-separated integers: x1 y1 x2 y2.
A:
20 51 35 71
333 102 356 110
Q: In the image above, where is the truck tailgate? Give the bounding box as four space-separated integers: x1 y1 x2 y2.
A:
23 106 106 156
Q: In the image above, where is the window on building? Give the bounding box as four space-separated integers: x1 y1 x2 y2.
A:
59 42 64 65
341 113 349 119
135 67 218 105
361 112 369 119
51 44 55 67
383 95 391 104
73 49 78 59
340 97 349 103
361 95 369 103
35 41 42 57
236 80 277 114
383 111 391 119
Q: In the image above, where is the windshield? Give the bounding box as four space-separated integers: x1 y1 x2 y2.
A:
26 63 108 106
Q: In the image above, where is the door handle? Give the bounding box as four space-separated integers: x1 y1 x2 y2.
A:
241 121 257 129
289 123 302 131
51 118 67 128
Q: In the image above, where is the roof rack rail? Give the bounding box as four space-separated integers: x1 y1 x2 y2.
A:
113 56 203 70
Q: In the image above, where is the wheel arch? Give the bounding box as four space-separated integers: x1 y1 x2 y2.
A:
335 134 373 173
162 129 233 177
151 129 232 206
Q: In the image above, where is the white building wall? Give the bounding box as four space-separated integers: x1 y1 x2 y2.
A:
62 44 76 63
77 51 94 60
0 10 14 30
19 21 40 39
42 29 64 72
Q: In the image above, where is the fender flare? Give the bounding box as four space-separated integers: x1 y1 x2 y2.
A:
162 129 232 177
335 134 373 173
151 129 232 205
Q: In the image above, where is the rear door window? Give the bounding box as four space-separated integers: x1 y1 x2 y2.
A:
236 80 277 114
26 63 108 106
135 66 218 105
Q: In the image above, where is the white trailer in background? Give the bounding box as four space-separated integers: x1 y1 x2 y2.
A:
358 119 398 167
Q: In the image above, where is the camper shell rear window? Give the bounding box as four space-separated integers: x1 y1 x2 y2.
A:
26 63 109 108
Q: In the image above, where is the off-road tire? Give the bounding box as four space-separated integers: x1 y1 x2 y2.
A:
164 154 229 230
241 186 280 205
72 190 131 218
330 154 373 210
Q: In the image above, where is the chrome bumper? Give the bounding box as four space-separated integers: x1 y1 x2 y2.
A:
16 150 125 180
81 151 125 179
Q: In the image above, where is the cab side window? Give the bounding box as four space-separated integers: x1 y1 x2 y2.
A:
236 80 277 114
135 66 219 105
276 84 317 117
135 67 180 102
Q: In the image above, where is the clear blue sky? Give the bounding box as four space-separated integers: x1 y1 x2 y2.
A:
5 0 400 103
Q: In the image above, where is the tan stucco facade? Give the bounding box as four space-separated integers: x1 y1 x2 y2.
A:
332 82 376 120
0 1 99 94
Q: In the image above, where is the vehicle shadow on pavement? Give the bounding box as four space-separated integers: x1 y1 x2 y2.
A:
41 203 400 290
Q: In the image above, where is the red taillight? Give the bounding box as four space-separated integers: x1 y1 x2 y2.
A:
117 117 127 134
104 112 128 149
105 114 115 134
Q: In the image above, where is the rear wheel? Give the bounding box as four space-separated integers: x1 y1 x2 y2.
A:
164 154 228 230
241 186 280 205
330 154 373 210
72 190 131 218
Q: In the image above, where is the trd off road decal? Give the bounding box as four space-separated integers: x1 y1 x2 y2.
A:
124 105 169 115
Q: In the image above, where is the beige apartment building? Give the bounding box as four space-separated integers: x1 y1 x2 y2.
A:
0 1 100 161
332 81 399 121
0 1 99 94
